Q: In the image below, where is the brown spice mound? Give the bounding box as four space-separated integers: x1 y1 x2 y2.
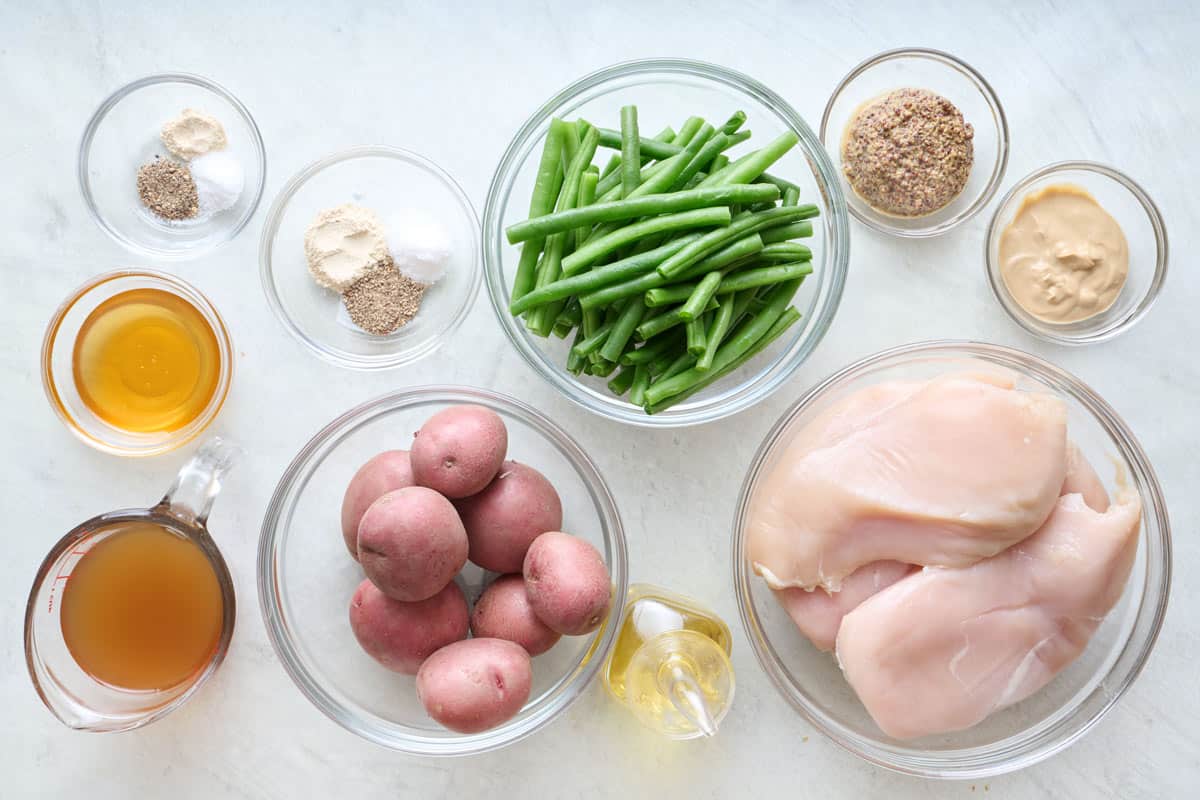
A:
841 88 974 217
343 256 426 335
137 156 200 221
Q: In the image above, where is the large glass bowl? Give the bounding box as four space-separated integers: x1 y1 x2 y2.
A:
732 341 1170 778
258 386 628 756
483 58 849 427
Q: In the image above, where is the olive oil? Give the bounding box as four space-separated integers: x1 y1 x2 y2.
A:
72 288 221 433
61 521 224 691
603 584 735 739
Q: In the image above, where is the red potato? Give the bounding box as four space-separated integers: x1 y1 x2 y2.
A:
349 579 468 674
358 487 468 602
416 638 532 733
411 405 508 499
340 450 416 559
456 461 563 573
471 574 561 656
523 532 612 636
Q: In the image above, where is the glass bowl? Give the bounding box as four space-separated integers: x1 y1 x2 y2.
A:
78 73 266 259
41 269 234 457
732 341 1171 778
985 161 1168 345
260 146 481 370
820 48 1009 238
483 58 849 427
257 386 628 756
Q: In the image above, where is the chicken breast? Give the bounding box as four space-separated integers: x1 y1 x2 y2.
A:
748 374 1068 591
1062 442 1110 512
773 560 916 651
835 490 1142 740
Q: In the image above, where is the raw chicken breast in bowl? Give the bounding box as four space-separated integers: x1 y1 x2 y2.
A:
732 341 1170 779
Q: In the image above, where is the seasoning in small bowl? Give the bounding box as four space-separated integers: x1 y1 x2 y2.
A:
985 161 1166 345
821 48 1008 238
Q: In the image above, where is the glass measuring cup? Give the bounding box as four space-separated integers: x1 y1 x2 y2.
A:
24 438 239 732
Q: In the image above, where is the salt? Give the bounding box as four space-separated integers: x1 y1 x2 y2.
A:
190 151 244 215
384 209 452 285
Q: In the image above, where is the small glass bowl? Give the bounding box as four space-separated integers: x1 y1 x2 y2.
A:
821 48 1009 238
41 269 234 457
483 58 850 427
733 341 1171 778
78 73 266 259
985 161 1168 345
258 386 628 756
260 146 481 370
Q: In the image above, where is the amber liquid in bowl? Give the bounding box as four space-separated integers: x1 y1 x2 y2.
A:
61 521 224 691
71 288 221 433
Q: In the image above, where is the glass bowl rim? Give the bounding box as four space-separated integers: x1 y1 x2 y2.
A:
819 46 1011 238
40 268 234 457
257 144 482 371
983 160 1169 345
731 339 1172 778
482 56 850 428
77 71 268 260
256 385 629 756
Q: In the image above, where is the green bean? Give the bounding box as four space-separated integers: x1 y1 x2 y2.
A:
757 242 812 263
607 365 637 396
576 168 599 242
673 116 705 149
620 105 640 197
710 154 729 173
760 221 813 244
510 234 702 315
721 110 747 135
634 298 718 341
659 351 696 381
685 315 707 356
717 261 812 294
593 122 716 207
696 297 735 371
680 271 722 321
589 359 618 378
505 184 776 244
599 125 676 180
571 319 615 358
566 329 587 375
676 233 764 280
511 122 566 303
701 131 798 187
646 344 679 376
754 172 802 196
644 279 801 407
783 186 800 206
670 132 729 191
644 283 696 307
629 365 651 406
562 207 731 277
656 206 813 279
647 306 801 414
599 299 646 363
621 329 683 365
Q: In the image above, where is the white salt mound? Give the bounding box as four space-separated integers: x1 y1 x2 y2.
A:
385 209 452 285
190 151 244 215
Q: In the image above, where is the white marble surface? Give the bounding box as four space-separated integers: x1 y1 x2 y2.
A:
3 1 1198 797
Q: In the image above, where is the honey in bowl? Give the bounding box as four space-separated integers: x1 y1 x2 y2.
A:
71 288 221 433
61 521 224 691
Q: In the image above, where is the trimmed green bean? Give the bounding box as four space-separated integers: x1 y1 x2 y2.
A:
562 207 731 276
634 298 718 341
659 351 695 381
576 168 599 244
717 261 812 294
644 283 696 308
710 154 729 173
721 110 747 135
670 132 729 191
760 221 814 244
510 234 702 315
621 329 682 365
697 297 735 371
599 299 646 363
620 105 640 197
656 206 813 279
757 242 812 263
680 271 722 321
511 123 566 303
673 116 705 149
571 319 615 358
607 365 636 396
629 365 651 406
685 315 707 356
505 184 777 244
783 186 800 206
589 359 618 378
701 131 798 187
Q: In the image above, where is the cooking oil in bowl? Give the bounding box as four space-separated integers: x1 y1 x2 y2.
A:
71 288 221 433
61 520 224 691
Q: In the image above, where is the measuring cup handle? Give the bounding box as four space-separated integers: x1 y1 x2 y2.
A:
158 437 241 526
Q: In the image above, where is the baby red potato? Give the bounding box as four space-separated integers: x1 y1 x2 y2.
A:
416 638 533 733
339 450 415 559
358 486 468 602
523 532 612 636
348 579 468 675
471 574 561 656
411 405 508 498
456 461 563 573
